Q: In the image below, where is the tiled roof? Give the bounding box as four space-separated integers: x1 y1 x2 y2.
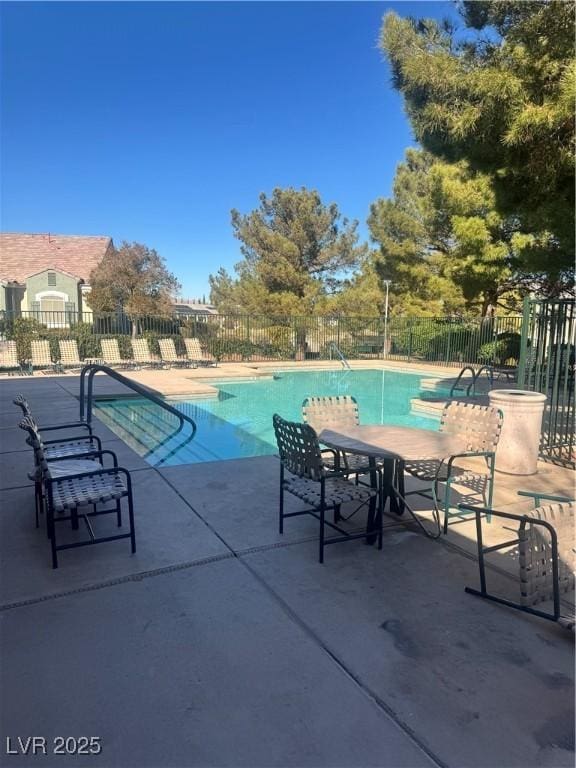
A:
0 233 112 283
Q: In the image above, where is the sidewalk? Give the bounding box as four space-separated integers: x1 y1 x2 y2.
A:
0 375 574 768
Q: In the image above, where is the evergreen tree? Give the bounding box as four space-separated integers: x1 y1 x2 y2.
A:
380 1 575 283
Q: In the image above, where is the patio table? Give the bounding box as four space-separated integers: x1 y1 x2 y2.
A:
319 425 467 540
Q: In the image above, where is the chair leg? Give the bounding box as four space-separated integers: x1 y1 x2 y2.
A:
49 509 58 569
279 466 285 534
34 480 41 528
319 502 325 564
71 506 79 530
333 504 341 523
319 478 326 563
116 499 122 527
127 492 136 554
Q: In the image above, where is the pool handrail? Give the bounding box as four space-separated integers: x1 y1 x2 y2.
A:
449 365 494 398
79 364 197 466
328 342 352 370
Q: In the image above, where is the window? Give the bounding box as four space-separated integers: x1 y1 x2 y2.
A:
40 296 65 313
47 271 57 286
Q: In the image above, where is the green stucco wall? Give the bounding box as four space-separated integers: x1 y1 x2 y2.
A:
25 270 81 312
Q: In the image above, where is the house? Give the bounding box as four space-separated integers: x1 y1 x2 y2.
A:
0 233 113 324
172 298 218 318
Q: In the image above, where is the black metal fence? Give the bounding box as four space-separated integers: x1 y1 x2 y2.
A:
518 299 575 467
0 309 525 368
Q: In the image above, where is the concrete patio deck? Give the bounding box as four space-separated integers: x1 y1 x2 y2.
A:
0 373 574 768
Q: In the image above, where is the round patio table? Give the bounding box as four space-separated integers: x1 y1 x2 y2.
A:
319 425 468 539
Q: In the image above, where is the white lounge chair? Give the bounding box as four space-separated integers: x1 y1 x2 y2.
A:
184 337 217 367
158 338 192 368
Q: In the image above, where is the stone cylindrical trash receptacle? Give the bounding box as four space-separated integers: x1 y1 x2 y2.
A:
488 389 547 475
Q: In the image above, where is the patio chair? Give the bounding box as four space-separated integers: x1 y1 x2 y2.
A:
272 413 381 563
19 416 135 568
402 401 503 534
464 491 575 631
184 337 217 367
58 339 83 371
19 414 107 530
31 340 61 374
158 338 193 368
131 338 163 369
302 395 374 479
0 341 23 375
100 338 136 369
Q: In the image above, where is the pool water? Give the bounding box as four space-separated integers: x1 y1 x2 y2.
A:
94 369 442 466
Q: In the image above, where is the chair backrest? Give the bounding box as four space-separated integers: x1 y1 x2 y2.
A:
519 501 575 607
101 338 122 363
131 339 152 362
0 341 19 367
13 394 31 417
272 413 326 481
18 416 48 474
440 402 503 453
31 340 53 366
59 339 81 364
159 338 178 361
184 337 203 360
302 395 360 434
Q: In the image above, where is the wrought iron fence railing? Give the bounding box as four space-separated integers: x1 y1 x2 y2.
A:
0 309 524 369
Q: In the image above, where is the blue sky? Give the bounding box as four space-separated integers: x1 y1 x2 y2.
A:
1 1 457 299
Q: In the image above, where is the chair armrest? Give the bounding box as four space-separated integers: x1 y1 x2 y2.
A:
47 465 131 484
446 451 494 474
517 490 574 505
43 435 102 451
38 422 92 434
46 448 118 467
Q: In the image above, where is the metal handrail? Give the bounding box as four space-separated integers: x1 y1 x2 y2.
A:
329 342 352 370
79 364 197 467
449 366 476 398
449 365 494 398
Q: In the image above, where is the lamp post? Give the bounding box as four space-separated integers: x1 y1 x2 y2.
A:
383 280 391 359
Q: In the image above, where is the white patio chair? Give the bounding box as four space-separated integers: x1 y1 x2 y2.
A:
158 338 192 368
464 491 575 631
184 337 217 367
100 338 136 369
58 340 83 371
0 341 23 375
402 401 503 534
131 338 163 368
31 340 61 374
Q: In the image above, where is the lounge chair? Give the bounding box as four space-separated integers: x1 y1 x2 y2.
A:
31 340 61 374
184 337 217 367
19 416 135 569
272 413 381 563
402 401 503 534
0 341 23 375
464 491 575 631
100 338 135 369
58 340 83 371
131 338 163 369
158 338 193 368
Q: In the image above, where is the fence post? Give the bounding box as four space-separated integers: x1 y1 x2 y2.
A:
518 296 531 388
408 318 413 362
445 320 452 364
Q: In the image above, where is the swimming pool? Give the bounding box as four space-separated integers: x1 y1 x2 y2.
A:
94 369 444 466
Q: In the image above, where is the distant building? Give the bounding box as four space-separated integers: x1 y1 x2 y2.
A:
0 232 113 323
172 298 218 317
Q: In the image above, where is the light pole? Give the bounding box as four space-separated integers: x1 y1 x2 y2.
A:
383 280 391 359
